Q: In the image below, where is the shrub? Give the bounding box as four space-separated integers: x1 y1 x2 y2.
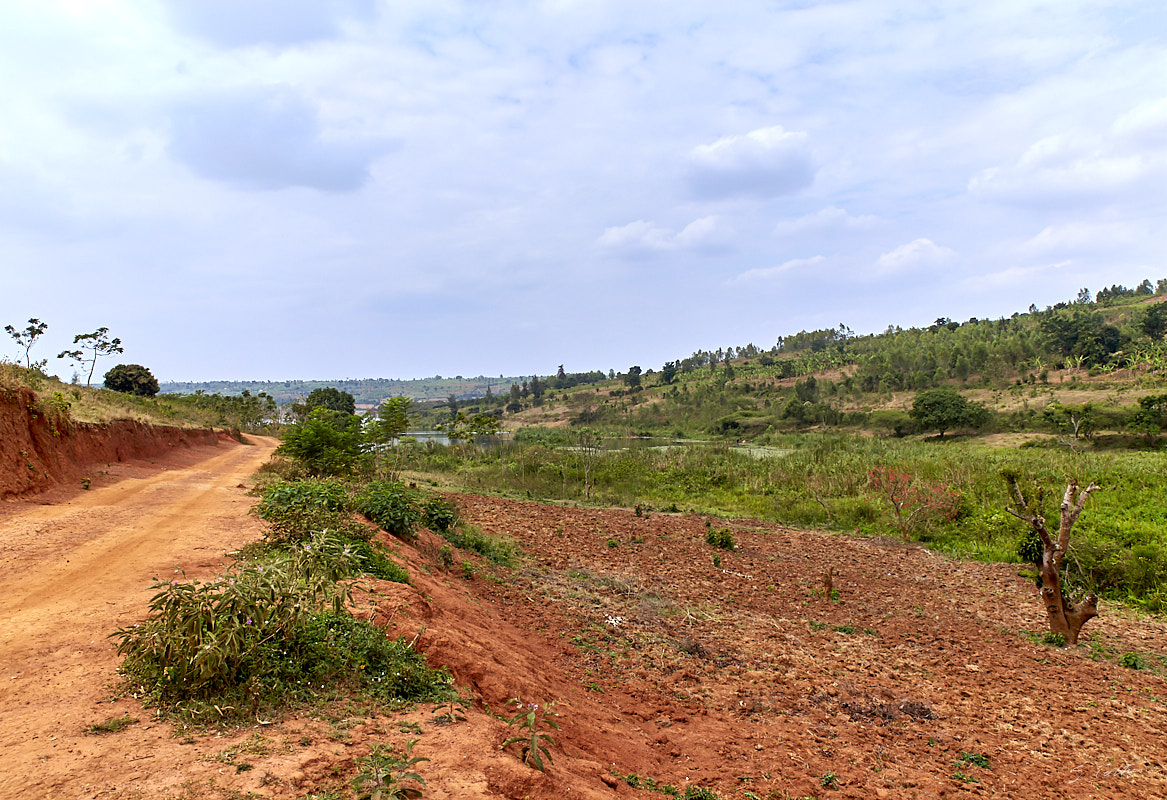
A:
103 364 159 397
704 527 735 551
253 480 353 544
355 481 423 540
421 494 460 532
276 409 366 477
114 532 444 717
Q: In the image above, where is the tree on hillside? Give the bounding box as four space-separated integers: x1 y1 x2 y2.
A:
1128 393 1167 447
1005 476 1100 645
624 365 642 389
660 361 678 385
104 364 159 397
309 387 356 415
57 327 124 387
5 318 48 371
1043 401 1096 450
909 387 988 438
1141 303 1167 341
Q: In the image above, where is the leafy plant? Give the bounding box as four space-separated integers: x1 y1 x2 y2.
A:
955 752 990 769
704 527 735 550
500 698 559 771
421 495 460 532
253 479 352 544
1119 652 1147 670
351 739 428 799
820 770 839 789
434 687 472 724
356 481 423 540
113 531 446 717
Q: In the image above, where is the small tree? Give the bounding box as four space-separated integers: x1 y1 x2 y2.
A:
5 318 49 370
867 467 960 541
909 387 987 438
1004 475 1100 645
57 327 124 387
104 364 160 397
1128 393 1167 447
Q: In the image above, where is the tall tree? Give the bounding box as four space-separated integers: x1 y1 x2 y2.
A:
5 318 48 370
58 327 124 387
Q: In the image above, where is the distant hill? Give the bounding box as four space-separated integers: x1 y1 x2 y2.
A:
158 375 540 406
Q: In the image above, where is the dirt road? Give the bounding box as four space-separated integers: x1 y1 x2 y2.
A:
0 436 276 800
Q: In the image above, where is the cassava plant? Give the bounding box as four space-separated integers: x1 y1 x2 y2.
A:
351 739 428 799
1004 474 1100 645
500 698 559 772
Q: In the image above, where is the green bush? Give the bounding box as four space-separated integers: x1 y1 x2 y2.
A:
254 479 354 544
704 527 735 551
276 409 367 477
114 532 442 718
422 494 460 532
355 481 423 540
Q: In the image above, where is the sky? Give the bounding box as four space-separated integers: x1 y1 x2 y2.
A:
1 0 1164 383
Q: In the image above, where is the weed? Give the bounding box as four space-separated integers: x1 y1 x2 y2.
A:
712 554 721 568
1120 652 1147 670
683 788 721 800
355 481 423 541
705 527 736 550
820 771 839 789
607 538 619 548
85 714 138 735
350 739 428 799
955 752 991 769
438 545 454 570
951 770 979 783
832 624 857 635
500 698 559 772
434 687 471 724
1042 631 1066 647
461 561 477 580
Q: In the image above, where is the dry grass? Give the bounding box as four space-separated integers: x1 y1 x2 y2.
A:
0 361 214 428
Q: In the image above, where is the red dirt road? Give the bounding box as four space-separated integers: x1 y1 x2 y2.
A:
0 437 276 800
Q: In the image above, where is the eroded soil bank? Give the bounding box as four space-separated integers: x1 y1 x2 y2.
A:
0 386 223 499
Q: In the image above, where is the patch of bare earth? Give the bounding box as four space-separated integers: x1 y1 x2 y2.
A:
1 459 1164 799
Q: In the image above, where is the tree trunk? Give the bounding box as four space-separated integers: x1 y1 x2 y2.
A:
1007 479 1100 645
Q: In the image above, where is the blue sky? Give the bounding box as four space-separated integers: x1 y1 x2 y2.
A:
1 0 1164 382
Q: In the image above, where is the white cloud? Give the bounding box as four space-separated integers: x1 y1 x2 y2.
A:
160 0 377 48
1020 221 1137 256
596 215 733 256
876 239 955 274
773 207 879 237
167 85 389 191
729 256 826 285
969 101 1167 209
687 126 815 200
